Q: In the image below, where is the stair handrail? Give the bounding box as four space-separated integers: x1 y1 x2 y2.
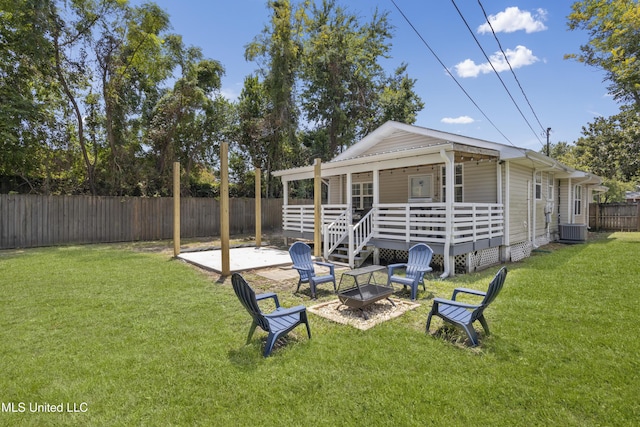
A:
323 209 350 259
352 208 375 255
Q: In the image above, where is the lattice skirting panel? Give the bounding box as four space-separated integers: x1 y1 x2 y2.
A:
431 254 468 274
468 247 501 273
379 248 408 264
379 251 456 274
377 241 539 273
510 241 532 262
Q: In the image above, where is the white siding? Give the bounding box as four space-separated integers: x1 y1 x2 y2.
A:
463 161 498 203
558 179 571 224
508 162 530 244
328 161 500 205
378 165 440 203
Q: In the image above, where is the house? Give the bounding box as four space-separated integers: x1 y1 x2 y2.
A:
273 121 605 276
625 190 640 203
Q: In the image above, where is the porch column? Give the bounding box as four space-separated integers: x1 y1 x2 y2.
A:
314 158 322 257
373 168 380 264
282 179 289 246
500 161 510 263
567 178 573 224
496 161 502 205
440 149 455 278
283 179 288 205
346 171 353 267
372 168 380 205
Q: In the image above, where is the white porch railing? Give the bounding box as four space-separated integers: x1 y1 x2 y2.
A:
283 202 504 266
282 204 348 234
374 202 504 244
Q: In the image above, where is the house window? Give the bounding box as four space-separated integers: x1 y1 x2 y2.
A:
352 182 373 209
535 172 542 200
409 174 433 199
547 173 554 201
574 184 583 215
441 164 463 202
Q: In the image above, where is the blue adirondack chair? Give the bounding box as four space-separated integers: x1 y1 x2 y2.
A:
387 243 434 300
231 273 311 357
426 266 507 346
288 241 336 299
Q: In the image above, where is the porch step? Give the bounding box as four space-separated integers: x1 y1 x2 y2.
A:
328 244 374 268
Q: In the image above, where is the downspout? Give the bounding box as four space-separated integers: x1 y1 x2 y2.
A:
504 161 510 248
531 171 539 249
527 179 534 248
439 149 454 279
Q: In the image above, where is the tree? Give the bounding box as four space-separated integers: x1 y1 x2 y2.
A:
565 0 640 198
300 0 393 159
0 0 59 191
146 37 225 195
94 2 172 194
566 0 640 106
47 0 120 195
573 107 640 181
244 0 304 197
373 63 425 130
299 1 423 160
237 75 270 170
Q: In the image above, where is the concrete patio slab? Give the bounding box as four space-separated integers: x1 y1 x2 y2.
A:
178 246 293 274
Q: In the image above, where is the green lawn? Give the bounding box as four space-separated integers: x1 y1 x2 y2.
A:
1 233 639 426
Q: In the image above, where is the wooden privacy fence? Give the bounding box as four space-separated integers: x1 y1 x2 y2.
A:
0 194 290 249
589 202 640 231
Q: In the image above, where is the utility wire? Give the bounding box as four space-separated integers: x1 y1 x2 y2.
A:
388 0 515 147
477 0 547 135
450 0 545 148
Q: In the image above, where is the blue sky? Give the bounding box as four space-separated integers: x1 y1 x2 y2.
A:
134 0 621 151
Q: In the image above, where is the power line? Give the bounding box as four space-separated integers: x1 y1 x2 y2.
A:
477 0 547 135
450 0 545 148
388 0 515 147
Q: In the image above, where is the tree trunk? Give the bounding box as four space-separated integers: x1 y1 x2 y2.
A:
52 32 97 195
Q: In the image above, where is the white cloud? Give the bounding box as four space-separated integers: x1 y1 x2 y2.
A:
454 45 539 78
478 7 547 34
441 116 475 124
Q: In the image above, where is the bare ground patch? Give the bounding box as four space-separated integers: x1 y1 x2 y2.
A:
308 298 420 330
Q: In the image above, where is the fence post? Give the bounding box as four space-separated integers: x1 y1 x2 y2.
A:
255 167 261 247
220 142 230 276
173 162 180 257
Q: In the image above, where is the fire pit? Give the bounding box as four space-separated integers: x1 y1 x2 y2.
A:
337 265 395 319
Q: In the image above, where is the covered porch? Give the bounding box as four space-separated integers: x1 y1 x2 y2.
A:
274 141 506 276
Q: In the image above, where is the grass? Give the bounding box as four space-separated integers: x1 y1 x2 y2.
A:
1 233 639 426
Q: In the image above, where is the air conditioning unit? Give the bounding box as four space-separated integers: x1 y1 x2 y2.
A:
559 224 587 242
